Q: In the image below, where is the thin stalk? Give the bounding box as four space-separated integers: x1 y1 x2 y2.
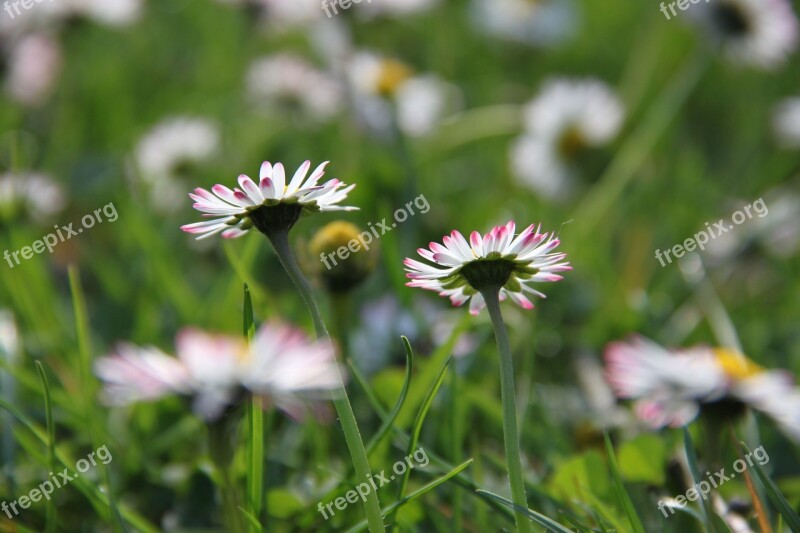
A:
331 292 352 363
481 288 531 533
267 230 385 533
208 417 244 532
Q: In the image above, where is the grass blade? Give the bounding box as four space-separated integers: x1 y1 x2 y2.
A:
243 284 264 532
682 427 716 531
69 266 127 532
392 356 452 516
474 489 573 533
347 458 474 533
366 336 414 455
740 442 800 531
604 433 646 533
35 362 57 533
238 506 264 530
0 398 158 533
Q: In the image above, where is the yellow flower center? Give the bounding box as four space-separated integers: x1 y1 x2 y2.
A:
557 126 586 158
376 60 413 97
713 348 763 380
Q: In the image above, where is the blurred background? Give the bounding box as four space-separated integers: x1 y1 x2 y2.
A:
1 0 799 531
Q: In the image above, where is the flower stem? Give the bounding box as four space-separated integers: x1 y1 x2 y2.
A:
208 416 244 532
482 288 531 533
267 230 385 533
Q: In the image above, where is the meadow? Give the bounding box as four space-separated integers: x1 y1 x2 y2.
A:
1 0 800 531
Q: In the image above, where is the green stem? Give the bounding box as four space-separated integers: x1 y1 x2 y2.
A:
331 292 352 362
208 417 244 532
267 230 385 533
482 288 531 533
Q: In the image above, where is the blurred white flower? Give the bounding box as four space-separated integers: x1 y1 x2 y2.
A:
0 172 66 222
358 0 438 18
0 310 19 361
706 190 800 263
134 117 220 213
262 0 322 27
713 495 755 533
348 52 458 137
605 337 800 440
511 78 624 200
62 0 143 27
773 97 800 148
5 33 62 107
95 322 342 421
692 0 798 69
471 0 578 46
245 54 342 120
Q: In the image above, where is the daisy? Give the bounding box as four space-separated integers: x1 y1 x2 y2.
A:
0 172 65 222
511 78 624 200
134 116 220 212
406 221 570 533
348 51 458 137
692 0 798 69
181 160 357 240
61 0 143 27
471 0 578 47
404 220 571 315
245 54 342 121
358 0 438 18
95 322 341 421
773 97 800 148
261 0 323 27
605 337 800 440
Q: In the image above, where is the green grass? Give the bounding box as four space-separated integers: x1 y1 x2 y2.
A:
1 0 800 531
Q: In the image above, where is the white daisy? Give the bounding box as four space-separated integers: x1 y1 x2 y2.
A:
95 322 341 421
348 52 456 137
181 160 357 240
605 337 800 440
245 54 342 121
0 172 65 222
405 220 571 315
262 0 322 27
471 0 578 47
62 0 143 27
511 78 624 199
5 33 62 107
773 97 800 148
134 117 220 212
135 117 220 180
357 0 438 18
692 0 798 69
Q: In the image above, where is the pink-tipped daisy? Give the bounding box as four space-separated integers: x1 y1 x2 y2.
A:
181 160 358 240
404 220 571 315
605 336 800 441
95 322 342 421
